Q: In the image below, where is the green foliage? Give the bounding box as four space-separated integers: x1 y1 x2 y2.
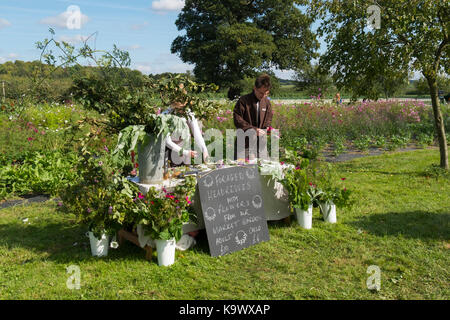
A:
353 135 372 152
332 135 346 156
134 176 197 242
281 158 312 211
172 0 318 95
415 75 450 95
312 0 448 167
308 162 353 209
59 149 140 238
295 63 335 97
0 151 81 200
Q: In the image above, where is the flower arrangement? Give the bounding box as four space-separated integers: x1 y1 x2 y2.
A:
134 176 197 241
59 149 140 239
280 158 313 211
308 162 353 209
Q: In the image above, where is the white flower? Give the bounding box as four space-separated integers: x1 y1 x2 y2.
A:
22 218 28 223
110 241 119 249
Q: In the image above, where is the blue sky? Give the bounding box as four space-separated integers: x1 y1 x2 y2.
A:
0 0 324 79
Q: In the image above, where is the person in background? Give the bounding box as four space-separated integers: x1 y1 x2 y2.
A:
335 92 342 104
233 74 274 159
163 100 209 167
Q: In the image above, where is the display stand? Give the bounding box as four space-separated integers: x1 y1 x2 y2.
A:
118 228 153 261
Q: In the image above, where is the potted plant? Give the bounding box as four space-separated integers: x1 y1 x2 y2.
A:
134 177 197 266
109 75 219 184
59 149 140 257
309 163 353 223
281 159 315 229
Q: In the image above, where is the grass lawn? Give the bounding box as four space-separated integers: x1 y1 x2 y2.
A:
0 149 448 300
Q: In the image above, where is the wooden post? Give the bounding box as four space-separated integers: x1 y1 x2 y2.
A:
1 81 5 103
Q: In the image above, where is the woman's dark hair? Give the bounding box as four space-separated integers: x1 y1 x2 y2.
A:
255 74 271 89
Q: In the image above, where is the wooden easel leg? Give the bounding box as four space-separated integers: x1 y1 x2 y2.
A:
144 245 153 261
118 230 124 246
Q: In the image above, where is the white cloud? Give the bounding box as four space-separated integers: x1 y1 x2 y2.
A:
0 53 19 63
135 63 152 74
58 34 90 44
122 44 142 51
40 6 89 29
134 53 193 75
151 0 185 12
0 18 11 29
131 22 149 31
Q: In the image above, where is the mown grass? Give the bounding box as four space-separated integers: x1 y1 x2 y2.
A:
0 149 449 300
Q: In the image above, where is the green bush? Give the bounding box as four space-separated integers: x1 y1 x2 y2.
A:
0 151 82 200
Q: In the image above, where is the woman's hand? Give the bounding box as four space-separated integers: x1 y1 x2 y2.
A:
190 150 198 158
203 151 209 163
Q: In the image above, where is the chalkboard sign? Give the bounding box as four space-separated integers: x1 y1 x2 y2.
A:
197 165 270 257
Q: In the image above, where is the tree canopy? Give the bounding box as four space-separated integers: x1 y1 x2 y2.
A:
171 0 319 97
311 0 449 168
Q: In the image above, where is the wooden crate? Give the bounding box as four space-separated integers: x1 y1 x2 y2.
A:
118 228 153 261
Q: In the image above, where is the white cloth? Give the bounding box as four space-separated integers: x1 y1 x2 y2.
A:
136 224 196 251
165 112 208 156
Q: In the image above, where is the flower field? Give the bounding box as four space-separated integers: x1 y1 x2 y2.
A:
204 99 449 158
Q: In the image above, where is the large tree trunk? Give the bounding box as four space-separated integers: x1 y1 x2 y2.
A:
426 76 448 169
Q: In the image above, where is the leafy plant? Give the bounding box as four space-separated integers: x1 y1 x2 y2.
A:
0 151 81 200
372 135 387 149
134 176 197 241
417 132 435 147
281 158 312 211
59 148 140 238
332 135 346 156
308 162 353 209
353 135 372 152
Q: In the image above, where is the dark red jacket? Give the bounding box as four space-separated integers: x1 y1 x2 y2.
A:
233 91 273 131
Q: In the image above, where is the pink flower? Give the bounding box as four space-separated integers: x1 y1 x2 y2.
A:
295 166 301 170
27 137 33 141
104 146 109 152
131 169 137 176
138 193 145 200
341 178 346 181
185 196 192 204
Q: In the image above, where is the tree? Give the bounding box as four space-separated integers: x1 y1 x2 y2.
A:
295 62 335 97
311 0 449 169
415 74 450 95
171 0 319 98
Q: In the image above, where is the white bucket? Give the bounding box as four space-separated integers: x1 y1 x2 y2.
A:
87 232 109 257
320 202 337 223
295 204 313 229
156 238 176 266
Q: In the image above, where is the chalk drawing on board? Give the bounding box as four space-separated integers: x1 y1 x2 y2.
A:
245 168 256 180
204 207 217 221
235 230 247 246
203 175 214 188
252 195 263 209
